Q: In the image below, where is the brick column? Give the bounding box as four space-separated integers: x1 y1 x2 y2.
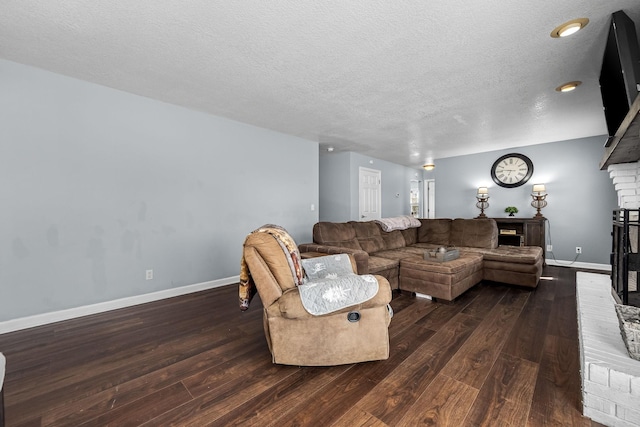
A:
609 162 640 209
609 162 640 292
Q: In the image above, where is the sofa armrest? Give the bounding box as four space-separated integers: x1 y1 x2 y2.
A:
298 243 369 274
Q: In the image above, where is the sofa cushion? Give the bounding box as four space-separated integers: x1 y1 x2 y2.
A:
483 259 541 273
400 227 418 246
477 245 543 264
380 229 406 250
418 219 452 245
313 222 363 250
450 219 498 249
349 221 386 254
372 247 425 261
367 255 399 274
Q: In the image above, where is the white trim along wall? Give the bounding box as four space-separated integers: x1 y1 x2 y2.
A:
0 276 238 334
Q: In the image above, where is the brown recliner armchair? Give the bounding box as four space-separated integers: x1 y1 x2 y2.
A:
241 227 393 366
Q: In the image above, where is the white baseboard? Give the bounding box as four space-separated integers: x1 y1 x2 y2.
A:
0 275 239 335
545 259 611 272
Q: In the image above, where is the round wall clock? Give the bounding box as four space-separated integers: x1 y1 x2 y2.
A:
490 153 534 188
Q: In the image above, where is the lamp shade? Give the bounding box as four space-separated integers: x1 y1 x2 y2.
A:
532 184 546 193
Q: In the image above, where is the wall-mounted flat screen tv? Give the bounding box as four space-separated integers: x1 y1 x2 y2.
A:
599 10 640 145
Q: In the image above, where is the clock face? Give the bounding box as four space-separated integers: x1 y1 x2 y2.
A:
491 153 534 188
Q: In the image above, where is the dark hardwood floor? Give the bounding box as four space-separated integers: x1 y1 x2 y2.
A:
0 265 606 426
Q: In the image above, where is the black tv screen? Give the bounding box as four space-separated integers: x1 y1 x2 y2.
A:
599 10 640 141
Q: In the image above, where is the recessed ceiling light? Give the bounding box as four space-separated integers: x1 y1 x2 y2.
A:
555 81 582 92
551 18 589 38
327 146 334 152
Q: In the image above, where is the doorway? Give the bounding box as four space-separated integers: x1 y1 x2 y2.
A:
410 180 421 217
359 167 382 220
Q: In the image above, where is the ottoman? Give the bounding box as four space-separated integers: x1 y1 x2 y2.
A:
481 246 543 288
399 253 484 301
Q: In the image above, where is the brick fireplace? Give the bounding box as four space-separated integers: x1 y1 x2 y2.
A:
609 163 640 209
574 162 640 426
609 163 640 298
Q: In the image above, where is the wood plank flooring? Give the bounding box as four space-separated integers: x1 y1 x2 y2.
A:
0 265 605 426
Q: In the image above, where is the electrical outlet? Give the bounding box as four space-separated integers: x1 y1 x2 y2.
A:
576 247 582 254
146 269 153 280
546 244 553 251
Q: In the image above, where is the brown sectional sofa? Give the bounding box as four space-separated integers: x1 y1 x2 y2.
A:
298 218 543 301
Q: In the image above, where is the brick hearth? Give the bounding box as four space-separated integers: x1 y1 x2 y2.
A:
576 271 640 426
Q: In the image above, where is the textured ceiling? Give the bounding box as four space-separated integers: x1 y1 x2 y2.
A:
2 1 640 167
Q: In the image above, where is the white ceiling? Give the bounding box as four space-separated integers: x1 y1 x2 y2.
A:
2 1 640 167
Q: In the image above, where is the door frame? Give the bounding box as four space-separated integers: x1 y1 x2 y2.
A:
423 179 435 219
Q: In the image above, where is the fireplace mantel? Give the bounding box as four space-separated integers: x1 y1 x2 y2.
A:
600 93 640 170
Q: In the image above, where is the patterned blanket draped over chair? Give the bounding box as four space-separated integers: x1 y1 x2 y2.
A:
239 224 303 311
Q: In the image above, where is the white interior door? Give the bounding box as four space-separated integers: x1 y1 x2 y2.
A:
423 179 435 219
359 167 382 220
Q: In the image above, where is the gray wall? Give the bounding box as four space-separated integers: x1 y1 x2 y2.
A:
431 136 618 264
319 151 351 222
319 151 423 222
1 59 318 322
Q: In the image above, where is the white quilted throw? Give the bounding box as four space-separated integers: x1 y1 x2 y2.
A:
376 215 421 231
302 253 355 280
298 274 379 316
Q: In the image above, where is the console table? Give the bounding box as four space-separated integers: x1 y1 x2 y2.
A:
492 217 546 258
